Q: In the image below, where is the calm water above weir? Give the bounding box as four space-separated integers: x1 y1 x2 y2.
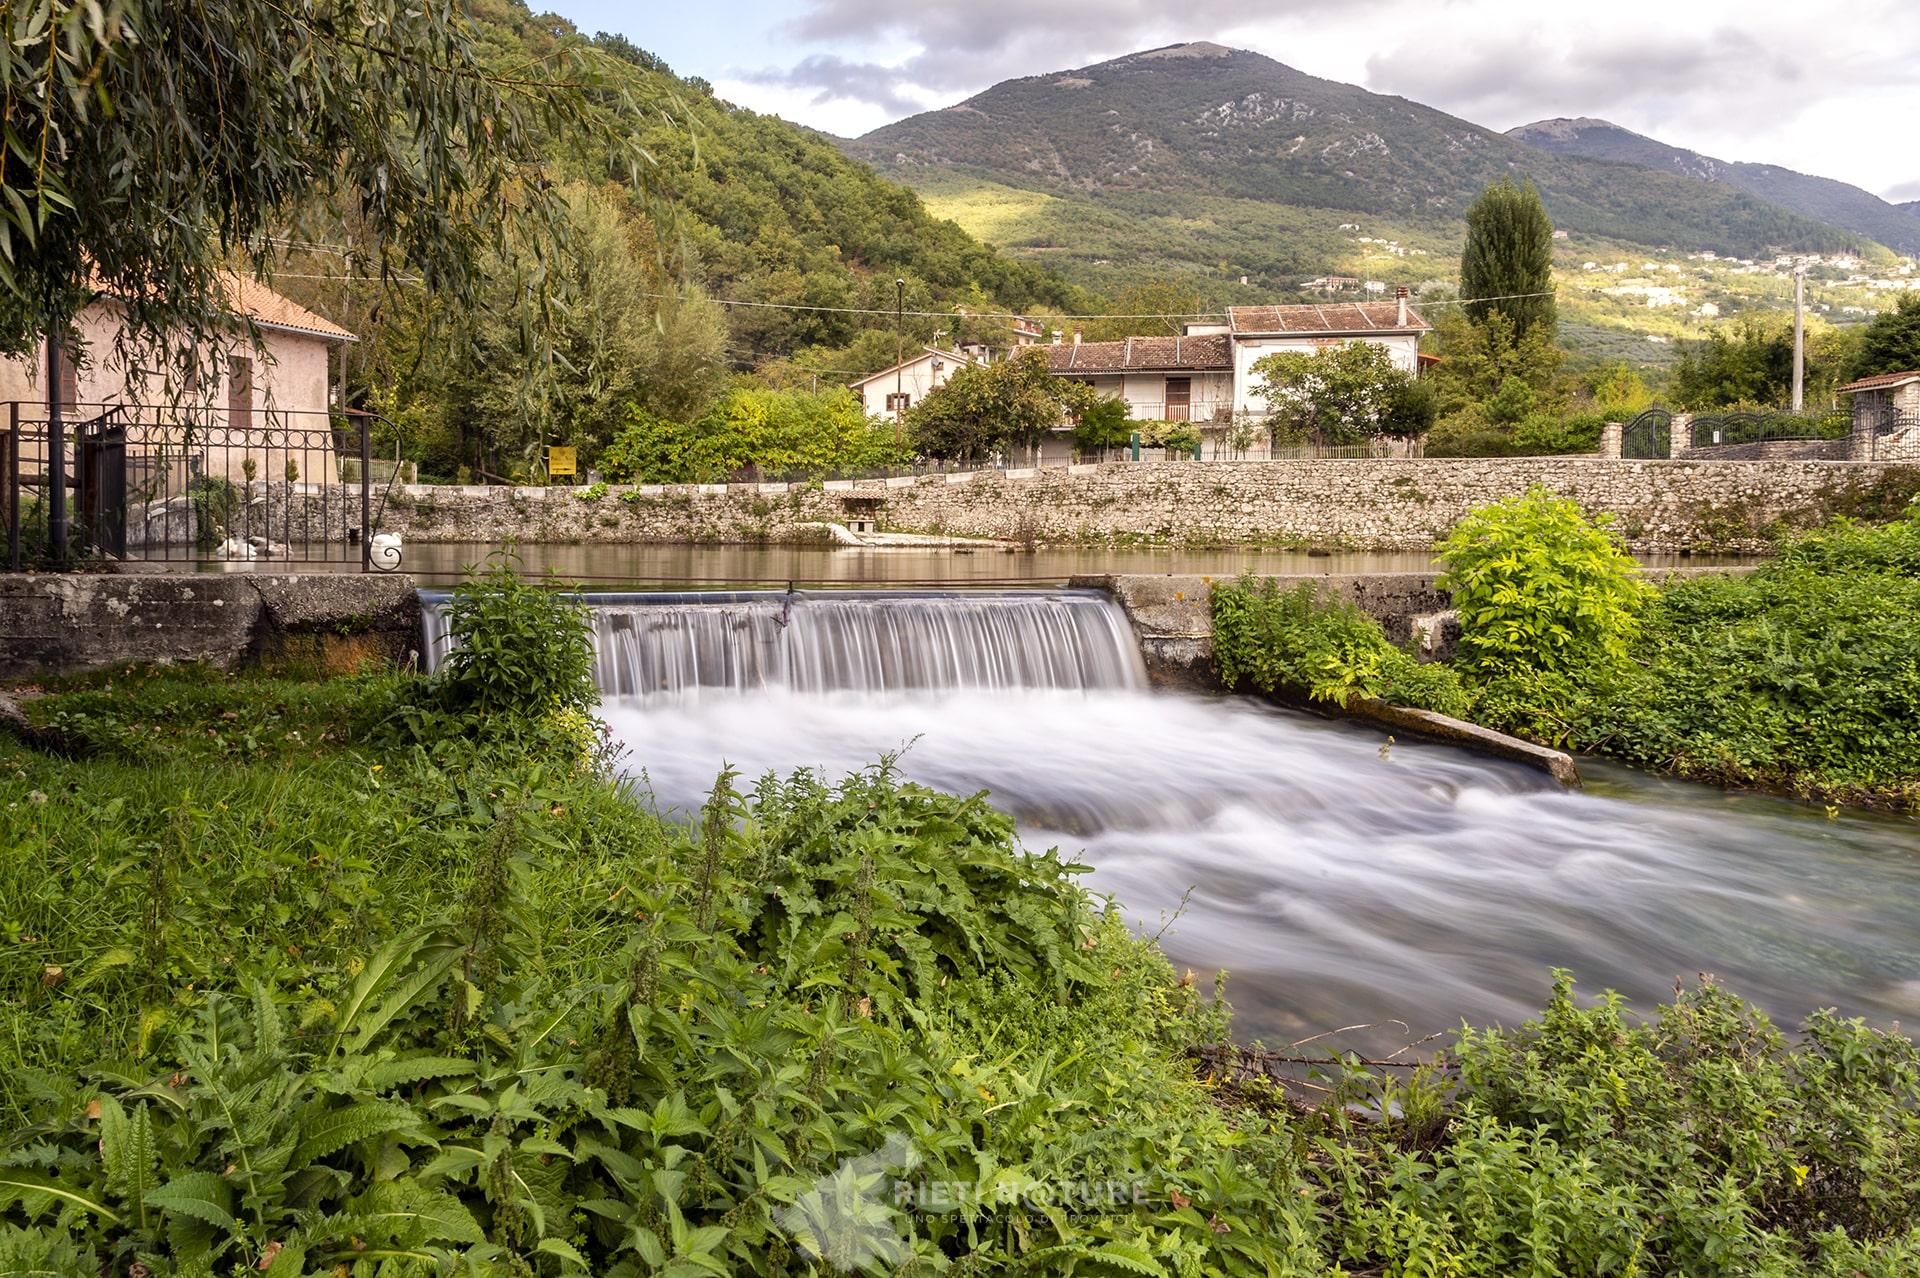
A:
396 540 1748 587
425 589 1920 1054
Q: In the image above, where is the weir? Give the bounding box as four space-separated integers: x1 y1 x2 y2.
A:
420 589 1149 698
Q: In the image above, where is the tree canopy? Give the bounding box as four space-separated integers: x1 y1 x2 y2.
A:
1251 342 1429 445
1849 294 1920 381
0 0 647 372
909 350 1094 462
1460 179 1557 344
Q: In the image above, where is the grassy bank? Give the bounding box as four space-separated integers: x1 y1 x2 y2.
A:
2 575 1918 1273
1214 495 1920 810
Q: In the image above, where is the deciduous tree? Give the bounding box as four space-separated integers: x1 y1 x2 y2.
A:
909 349 1094 462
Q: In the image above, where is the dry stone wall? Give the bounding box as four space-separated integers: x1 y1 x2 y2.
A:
380 458 1920 554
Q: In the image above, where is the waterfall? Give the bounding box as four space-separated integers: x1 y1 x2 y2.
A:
420 589 1149 698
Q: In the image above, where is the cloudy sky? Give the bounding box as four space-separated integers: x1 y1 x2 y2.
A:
561 0 1920 200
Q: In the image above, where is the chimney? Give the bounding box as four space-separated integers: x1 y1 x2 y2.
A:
1051 329 1063 345
1395 285 1409 327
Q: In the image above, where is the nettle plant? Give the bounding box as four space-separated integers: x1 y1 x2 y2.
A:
435 553 597 721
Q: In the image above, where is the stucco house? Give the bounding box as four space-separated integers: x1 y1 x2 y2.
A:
1046 334 1233 422
848 347 978 420
1048 295 1430 426
0 273 356 483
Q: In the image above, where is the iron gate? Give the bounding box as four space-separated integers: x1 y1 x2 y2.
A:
4 401 404 572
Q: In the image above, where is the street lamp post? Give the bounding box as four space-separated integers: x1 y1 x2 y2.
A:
893 277 906 449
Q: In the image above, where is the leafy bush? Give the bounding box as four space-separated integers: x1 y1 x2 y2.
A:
1251 340 1426 444
433 553 596 722
1072 393 1132 458
1570 555 1920 804
1509 410 1606 455
1211 575 1470 715
909 347 1092 462
1437 488 1650 680
600 387 910 483
1423 406 1516 457
186 475 238 551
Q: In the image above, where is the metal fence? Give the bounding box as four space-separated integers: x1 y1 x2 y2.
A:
3 401 404 572
1864 409 1920 462
1685 408 1851 450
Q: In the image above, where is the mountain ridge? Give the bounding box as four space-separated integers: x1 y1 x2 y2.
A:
1506 117 1920 255
844 44 1867 264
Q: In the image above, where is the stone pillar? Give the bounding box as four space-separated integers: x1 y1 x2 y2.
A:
1598 421 1623 459
1849 403 1877 462
1669 413 1690 459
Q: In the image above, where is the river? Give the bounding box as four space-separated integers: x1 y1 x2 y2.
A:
426 588 1920 1056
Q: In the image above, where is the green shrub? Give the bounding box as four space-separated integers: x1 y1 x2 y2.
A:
1437 488 1650 681
1773 505 1920 578
1211 575 1470 715
186 475 238 550
1424 407 1515 457
601 387 911 483
433 553 596 721
1509 410 1606 455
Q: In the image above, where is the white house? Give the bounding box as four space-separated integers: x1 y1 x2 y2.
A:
1047 296 1430 424
1046 334 1234 422
1222 297 1429 415
848 346 977 419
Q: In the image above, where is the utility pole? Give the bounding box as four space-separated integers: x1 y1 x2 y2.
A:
893 277 906 447
1791 265 1806 413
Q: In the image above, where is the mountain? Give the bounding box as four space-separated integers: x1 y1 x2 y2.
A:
1508 118 1920 256
842 42 1865 290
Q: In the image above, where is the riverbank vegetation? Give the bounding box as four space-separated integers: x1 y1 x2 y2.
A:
5 572 1918 1273
1214 490 1920 809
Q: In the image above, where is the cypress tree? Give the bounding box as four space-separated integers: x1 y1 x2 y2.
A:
1460 178 1557 342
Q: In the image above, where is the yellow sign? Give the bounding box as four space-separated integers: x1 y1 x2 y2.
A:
547 446 577 478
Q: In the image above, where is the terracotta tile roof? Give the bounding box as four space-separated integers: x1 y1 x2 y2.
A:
1837 369 1920 393
1047 334 1231 373
1227 302 1428 335
223 274 357 342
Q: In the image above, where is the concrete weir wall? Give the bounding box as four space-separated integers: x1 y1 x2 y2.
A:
380 458 1920 553
0 574 422 679
1078 570 1581 784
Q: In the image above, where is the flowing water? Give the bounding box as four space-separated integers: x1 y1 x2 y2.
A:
423 590 1920 1054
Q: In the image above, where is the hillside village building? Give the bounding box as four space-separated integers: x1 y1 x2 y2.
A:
1048 297 1430 423
849 347 975 419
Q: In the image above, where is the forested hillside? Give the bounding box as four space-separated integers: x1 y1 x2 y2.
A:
273 1 1083 479
1508 117 1920 255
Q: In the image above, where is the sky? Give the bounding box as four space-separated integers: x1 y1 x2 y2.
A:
564 1 1920 201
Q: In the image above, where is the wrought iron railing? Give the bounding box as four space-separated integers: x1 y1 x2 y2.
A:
3 400 405 572
1685 408 1851 450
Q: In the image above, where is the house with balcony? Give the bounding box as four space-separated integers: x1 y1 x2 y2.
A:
1048 295 1430 426
1046 333 1234 422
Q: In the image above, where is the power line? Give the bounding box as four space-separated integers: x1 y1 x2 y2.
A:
643 289 1558 322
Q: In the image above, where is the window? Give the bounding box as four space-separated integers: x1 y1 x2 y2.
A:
228 355 254 430
885 392 911 414
55 352 79 414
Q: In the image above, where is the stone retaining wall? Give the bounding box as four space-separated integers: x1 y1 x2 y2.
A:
0 573 421 679
379 458 1920 553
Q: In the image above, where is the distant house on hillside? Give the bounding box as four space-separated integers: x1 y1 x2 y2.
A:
1048 295 1430 425
849 347 979 420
